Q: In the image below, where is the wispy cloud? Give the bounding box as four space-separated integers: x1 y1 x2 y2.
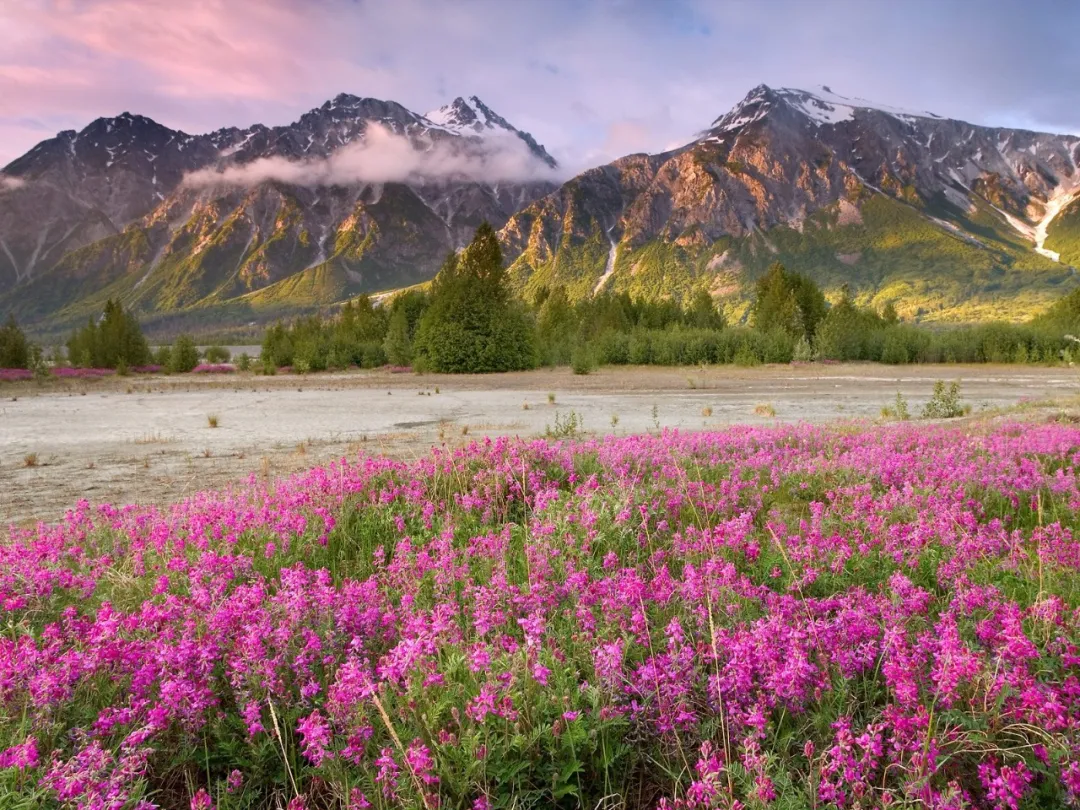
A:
183 123 560 188
0 175 26 192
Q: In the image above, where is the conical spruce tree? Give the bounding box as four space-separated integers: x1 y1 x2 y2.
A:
414 223 535 373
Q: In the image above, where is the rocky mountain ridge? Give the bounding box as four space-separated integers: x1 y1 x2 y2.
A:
4 83 1080 333
0 93 557 332
500 84 1080 322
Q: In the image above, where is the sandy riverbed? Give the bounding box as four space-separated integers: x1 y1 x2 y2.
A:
2 364 1077 524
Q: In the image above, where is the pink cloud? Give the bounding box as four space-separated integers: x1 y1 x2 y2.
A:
2 0 330 106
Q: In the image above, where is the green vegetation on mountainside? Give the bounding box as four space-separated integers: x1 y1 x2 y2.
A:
508 194 1077 324
1045 196 1080 267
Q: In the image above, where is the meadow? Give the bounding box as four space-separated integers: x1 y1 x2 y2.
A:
2 415 1080 809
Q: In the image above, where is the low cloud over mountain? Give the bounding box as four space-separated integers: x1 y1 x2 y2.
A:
183 123 560 189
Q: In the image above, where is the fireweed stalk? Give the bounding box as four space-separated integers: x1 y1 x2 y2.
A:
1 421 1080 809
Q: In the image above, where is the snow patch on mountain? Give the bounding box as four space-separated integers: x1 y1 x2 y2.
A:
425 97 509 136
776 86 945 126
1034 186 1080 262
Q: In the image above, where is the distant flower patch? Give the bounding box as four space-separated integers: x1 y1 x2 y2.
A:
190 363 236 374
51 367 115 379
0 368 32 382
130 365 163 374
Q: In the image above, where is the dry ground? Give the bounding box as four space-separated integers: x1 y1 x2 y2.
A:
2 364 1077 525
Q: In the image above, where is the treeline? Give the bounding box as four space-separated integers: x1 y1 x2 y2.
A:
1 300 238 374
192 229 1080 373
256 237 1080 373
7 222 1080 376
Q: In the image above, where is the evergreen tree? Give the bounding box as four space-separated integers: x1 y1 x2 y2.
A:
383 307 413 366
685 289 727 330
751 263 827 341
0 314 30 369
65 299 150 368
169 334 200 373
414 223 535 373
882 300 900 325
536 286 578 366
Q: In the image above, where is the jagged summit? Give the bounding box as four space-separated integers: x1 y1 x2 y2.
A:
425 96 557 168
427 96 509 133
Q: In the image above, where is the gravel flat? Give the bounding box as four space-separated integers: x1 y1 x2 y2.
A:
2 364 1077 524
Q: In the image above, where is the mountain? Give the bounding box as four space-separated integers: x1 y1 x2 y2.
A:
0 94 558 334
501 85 1080 322
5 84 1080 335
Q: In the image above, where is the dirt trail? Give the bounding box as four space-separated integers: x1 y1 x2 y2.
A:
2 364 1077 525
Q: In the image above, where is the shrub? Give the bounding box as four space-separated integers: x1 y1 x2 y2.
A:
203 344 231 364
544 410 583 439
921 380 969 419
383 308 413 366
881 392 911 421
66 299 150 369
570 344 594 375
153 345 172 369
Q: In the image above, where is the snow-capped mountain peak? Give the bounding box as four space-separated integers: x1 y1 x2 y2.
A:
774 85 945 125
426 96 507 134
707 84 946 137
424 96 557 167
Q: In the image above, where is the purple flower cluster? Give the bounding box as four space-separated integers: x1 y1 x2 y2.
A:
51 367 115 379
2 421 1080 809
190 363 236 374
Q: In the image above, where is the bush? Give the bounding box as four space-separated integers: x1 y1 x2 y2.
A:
921 380 969 419
203 344 231 364
383 308 413 366
153 345 172 369
544 410 583 439
881 392 911 421
570 344 594 375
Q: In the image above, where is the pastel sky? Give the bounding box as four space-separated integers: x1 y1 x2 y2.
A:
3 0 1080 170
